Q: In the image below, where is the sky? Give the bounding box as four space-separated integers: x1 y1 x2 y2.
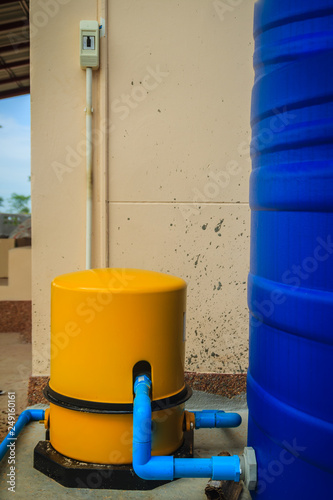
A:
0 94 31 212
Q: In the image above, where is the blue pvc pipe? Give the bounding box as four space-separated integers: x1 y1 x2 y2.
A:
0 409 45 462
132 376 241 481
174 457 241 479
193 410 242 429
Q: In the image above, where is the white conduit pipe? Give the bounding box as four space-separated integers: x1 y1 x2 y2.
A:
85 67 93 269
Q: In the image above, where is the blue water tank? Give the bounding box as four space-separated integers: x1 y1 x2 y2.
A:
247 1 333 498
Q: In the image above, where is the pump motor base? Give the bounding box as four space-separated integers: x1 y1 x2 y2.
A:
34 430 194 490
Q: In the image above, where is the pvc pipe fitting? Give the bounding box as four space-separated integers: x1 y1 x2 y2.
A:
132 376 241 482
0 409 45 462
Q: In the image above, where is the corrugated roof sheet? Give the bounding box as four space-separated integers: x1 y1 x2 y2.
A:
0 0 29 100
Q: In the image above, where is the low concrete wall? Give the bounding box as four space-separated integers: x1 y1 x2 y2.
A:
0 247 32 300
0 239 15 278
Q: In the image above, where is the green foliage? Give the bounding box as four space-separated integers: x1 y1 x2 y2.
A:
7 193 31 214
0 196 3 208
3 214 20 226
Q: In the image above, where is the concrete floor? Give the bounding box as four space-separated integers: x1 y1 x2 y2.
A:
0 333 31 441
0 394 250 500
0 332 250 498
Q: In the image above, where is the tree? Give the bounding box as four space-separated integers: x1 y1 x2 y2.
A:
0 196 3 208
8 193 30 214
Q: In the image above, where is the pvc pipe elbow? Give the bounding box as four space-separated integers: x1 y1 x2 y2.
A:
132 376 242 482
25 409 45 422
11 409 45 434
133 456 174 481
0 409 45 462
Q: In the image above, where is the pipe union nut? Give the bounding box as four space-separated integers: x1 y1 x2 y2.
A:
240 447 257 491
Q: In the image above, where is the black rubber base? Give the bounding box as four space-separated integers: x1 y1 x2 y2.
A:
33 430 194 490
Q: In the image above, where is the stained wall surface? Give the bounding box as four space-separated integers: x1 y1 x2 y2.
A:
31 0 254 375
107 0 254 373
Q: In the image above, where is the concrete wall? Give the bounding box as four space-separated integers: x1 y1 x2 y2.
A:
0 239 15 278
31 0 254 376
0 247 32 300
30 0 108 375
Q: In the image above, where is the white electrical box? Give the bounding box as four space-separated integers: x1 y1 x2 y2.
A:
80 20 99 69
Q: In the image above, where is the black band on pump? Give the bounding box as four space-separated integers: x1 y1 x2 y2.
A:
43 382 192 414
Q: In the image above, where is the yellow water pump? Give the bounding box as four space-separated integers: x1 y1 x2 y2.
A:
29 268 255 491
45 268 190 465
